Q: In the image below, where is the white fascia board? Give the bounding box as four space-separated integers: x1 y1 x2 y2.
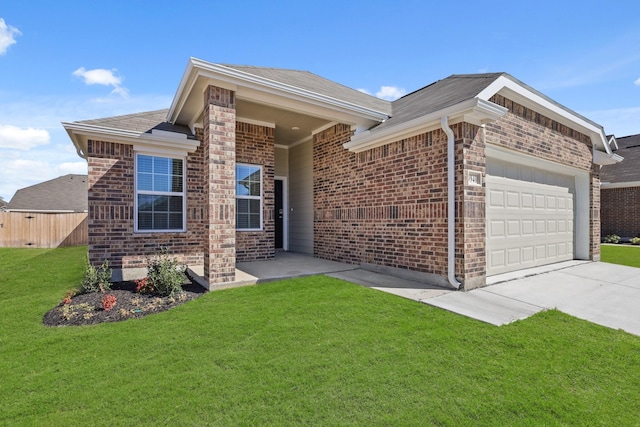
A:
169 58 389 126
344 98 507 153
476 76 612 154
601 181 640 189
62 122 200 158
593 149 624 166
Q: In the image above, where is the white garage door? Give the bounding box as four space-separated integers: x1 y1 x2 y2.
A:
486 158 575 276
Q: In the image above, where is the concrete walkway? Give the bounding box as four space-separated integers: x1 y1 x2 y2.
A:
197 253 640 337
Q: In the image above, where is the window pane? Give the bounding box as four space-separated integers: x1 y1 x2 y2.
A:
236 165 260 196
169 213 183 229
154 213 168 230
138 194 154 211
154 157 169 175
138 155 152 173
169 196 182 212
154 196 168 211
138 213 152 230
138 173 152 191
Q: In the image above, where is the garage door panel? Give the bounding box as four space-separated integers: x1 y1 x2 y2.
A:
486 158 575 276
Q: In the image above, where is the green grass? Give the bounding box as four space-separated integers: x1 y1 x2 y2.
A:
601 243 640 268
2 246 640 425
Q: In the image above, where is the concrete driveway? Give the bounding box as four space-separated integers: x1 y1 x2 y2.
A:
422 261 640 336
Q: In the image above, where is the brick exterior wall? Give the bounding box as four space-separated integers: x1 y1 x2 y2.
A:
203 85 236 284
86 140 205 269
601 187 640 238
235 121 275 261
313 123 472 285
460 123 486 288
486 95 593 170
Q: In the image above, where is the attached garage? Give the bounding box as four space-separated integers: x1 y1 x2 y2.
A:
486 157 575 275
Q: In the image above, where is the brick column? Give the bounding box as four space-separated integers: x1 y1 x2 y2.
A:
203 86 236 285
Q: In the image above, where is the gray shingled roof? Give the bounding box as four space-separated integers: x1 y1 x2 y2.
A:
78 109 195 138
600 134 640 183
222 64 392 114
8 174 88 212
369 73 506 133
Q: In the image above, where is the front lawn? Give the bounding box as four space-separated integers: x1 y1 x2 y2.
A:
601 243 640 268
1 247 640 425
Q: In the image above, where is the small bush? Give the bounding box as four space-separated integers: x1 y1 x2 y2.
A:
81 256 112 293
604 234 621 244
147 249 186 297
630 237 640 245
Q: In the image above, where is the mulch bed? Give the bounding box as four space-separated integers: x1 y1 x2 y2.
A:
43 280 207 327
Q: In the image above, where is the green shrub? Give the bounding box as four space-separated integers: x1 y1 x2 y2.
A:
147 250 186 297
603 234 621 244
81 256 112 293
630 237 640 245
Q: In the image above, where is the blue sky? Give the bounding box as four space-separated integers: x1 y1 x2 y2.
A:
1 1 639 201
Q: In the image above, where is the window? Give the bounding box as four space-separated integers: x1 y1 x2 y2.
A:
236 164 262 230
135 154 185 232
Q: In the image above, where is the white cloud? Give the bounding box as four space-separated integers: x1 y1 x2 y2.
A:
73 67 129 97
376 86 407 101
0 125 49 150
58 161 88 174
357 86 407 101
634 77 640 86
0 18 20 55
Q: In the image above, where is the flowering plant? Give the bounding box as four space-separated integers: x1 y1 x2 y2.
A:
135 277 155 294
101 294 117 311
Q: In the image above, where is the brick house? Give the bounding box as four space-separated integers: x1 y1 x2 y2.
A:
600 133 638 240
63 58 620 290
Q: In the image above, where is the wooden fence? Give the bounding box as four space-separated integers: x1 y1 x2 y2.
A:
0 212 88 248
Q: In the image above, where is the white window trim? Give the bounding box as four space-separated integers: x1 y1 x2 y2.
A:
236 163 263 231
134 152 187 233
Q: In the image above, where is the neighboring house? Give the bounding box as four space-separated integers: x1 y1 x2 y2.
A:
600 134 639 240
1 174 88 248
7 174 88 212
62 58 620 290
0 198 7 211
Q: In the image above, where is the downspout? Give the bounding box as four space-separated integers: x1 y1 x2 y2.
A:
441 116 462 290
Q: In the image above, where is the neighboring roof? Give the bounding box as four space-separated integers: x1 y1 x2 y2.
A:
600 134 640 184
221 64 391 115
78 109 195 139
8 174 88 212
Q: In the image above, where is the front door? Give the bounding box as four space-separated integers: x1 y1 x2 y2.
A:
275 179 284 249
